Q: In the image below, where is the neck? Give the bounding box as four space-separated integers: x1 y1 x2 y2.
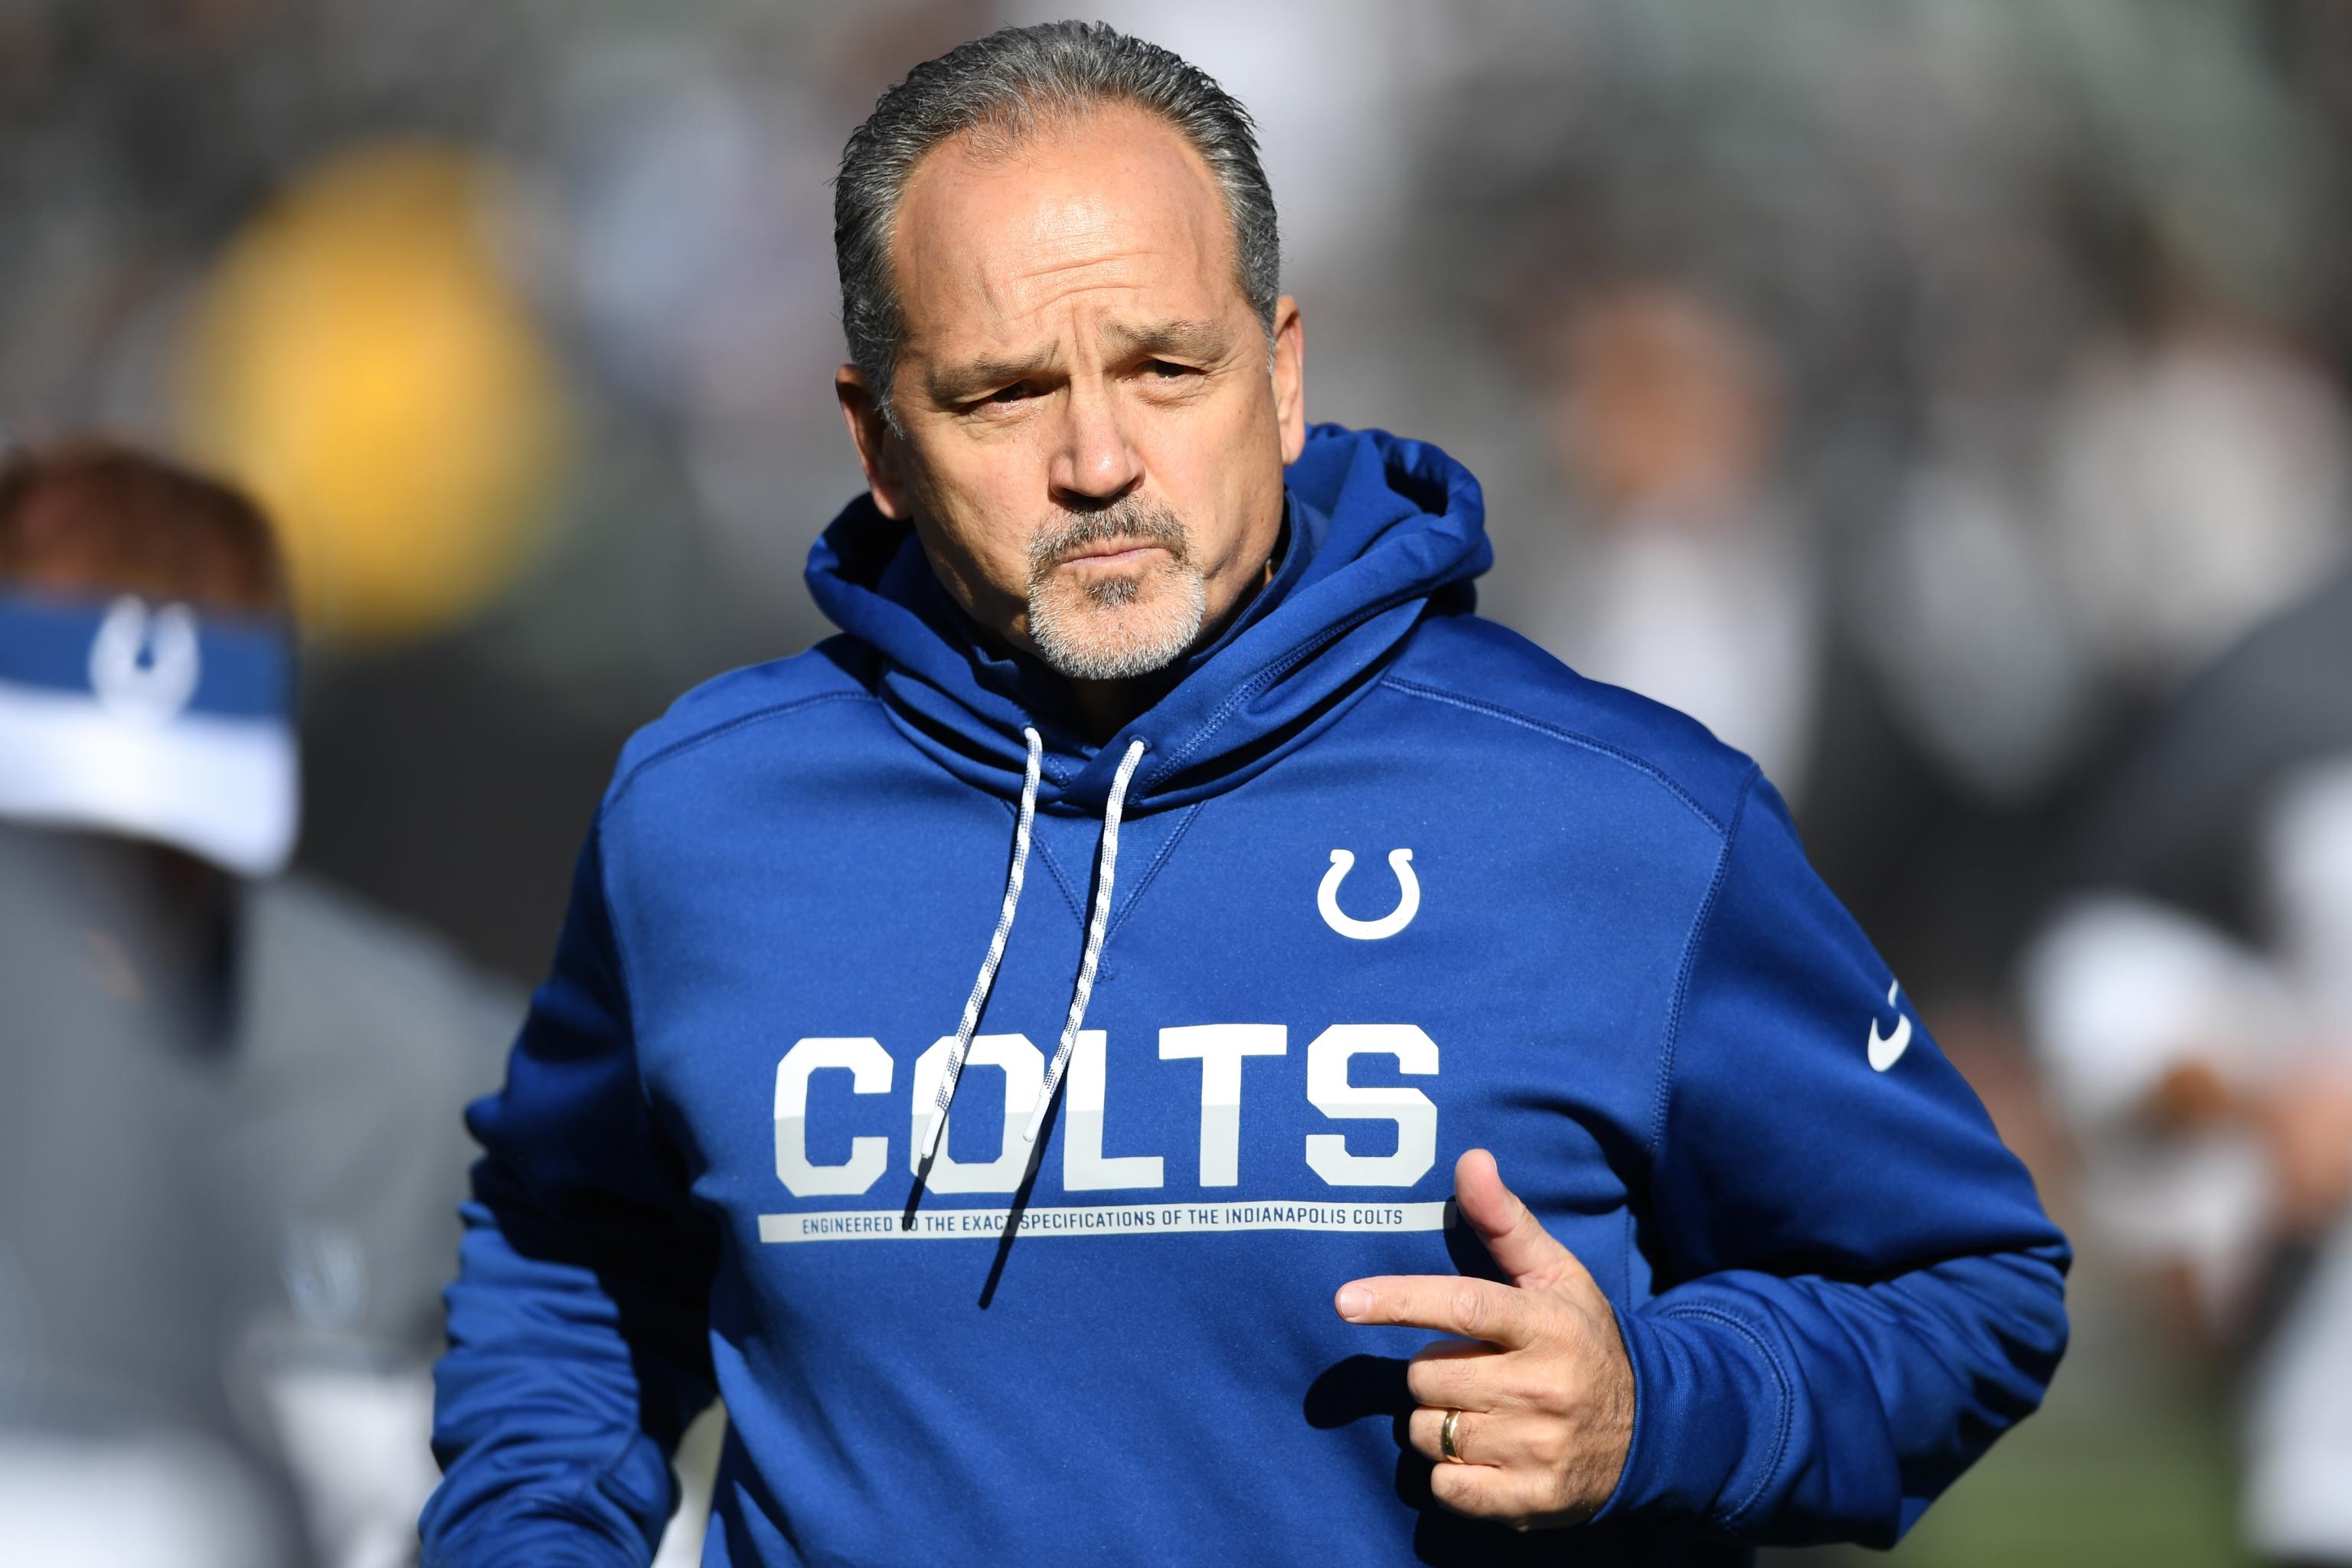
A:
1065 677 1142 745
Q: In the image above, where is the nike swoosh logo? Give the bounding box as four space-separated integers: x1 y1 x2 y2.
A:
1868 980 1912 1072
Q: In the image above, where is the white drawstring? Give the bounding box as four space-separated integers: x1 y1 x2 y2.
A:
1024 737 1147 1145
921 727 1044 1165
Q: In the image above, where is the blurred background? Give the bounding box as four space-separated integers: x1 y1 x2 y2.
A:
5 1 2351 1563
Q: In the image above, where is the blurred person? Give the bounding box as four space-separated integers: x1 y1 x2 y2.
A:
2045 314 2350 699
0 442 519 1568
1793 295 2352 1022
424 22 2065 1567
2025 814 2352 1565
2025 564 2352 1566
1518 283 1821 802
2069 560 2352 941
2245 761 2352 1568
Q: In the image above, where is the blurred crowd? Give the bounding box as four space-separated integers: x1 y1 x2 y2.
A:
3 2 2351 1564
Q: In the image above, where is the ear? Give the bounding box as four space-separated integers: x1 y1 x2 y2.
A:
836 366 912 521
1269 296 1306 465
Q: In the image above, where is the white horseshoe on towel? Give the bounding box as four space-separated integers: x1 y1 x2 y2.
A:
1318 848 1419 940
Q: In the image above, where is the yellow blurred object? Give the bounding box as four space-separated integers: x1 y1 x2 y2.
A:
176 143 567 643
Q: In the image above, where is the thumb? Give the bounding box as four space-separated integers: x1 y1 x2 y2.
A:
1454 1148 1586 1292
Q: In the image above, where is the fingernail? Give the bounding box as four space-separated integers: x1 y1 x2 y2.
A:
1336 1285 1370 1321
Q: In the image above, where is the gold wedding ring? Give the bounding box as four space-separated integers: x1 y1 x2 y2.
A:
1439 1408 1464 1463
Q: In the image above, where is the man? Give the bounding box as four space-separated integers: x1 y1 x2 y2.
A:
424 22 2066 1566
0 442 518 1568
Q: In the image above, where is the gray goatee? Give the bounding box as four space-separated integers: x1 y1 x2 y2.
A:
1025 499 1207 680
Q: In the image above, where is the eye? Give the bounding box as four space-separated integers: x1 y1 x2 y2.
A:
1145 360 1198 380
982 382 1035 404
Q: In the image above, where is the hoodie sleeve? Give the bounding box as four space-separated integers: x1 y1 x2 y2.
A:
420 818 719 1567
1595 770 2069 1547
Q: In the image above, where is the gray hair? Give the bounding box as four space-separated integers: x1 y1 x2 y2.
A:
834 21 1281 429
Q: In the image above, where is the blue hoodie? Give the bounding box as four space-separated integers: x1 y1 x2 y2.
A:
424 425 2067 1566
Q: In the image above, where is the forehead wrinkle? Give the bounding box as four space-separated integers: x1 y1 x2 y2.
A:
891 106 1245 382
986 253 1149 325
903 258 1129 382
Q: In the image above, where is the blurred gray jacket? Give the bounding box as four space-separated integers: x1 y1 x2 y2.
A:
0 822 518 1568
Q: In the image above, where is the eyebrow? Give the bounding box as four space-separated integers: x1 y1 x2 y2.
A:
923 318 1239 407
1102 317 1233 361
925 348 1060 407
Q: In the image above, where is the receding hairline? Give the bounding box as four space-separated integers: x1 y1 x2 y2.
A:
834 21 1282 429
881 104 1258 388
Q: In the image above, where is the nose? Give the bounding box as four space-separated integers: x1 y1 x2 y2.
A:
1046 377 1144 511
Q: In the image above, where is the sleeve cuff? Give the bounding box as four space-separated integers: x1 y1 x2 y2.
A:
1586 1297 1795 1534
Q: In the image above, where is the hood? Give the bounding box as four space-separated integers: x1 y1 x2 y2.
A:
805 423 1491 814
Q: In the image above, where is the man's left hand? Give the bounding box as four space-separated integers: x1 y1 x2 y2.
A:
1334 1148 1635 1530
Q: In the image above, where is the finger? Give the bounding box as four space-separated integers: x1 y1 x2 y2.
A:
1335 1273 1543 1348
1406 1405 1525 1468
1403 1339 1524 1413
1405 1346 1559 1417
1427 1455 1560 1524
1454 1148 1586 1292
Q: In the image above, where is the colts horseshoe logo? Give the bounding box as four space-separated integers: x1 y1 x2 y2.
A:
1318 848 1420 940
89 596 201 726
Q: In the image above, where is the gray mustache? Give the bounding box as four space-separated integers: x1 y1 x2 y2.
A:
1027 501 1192 583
